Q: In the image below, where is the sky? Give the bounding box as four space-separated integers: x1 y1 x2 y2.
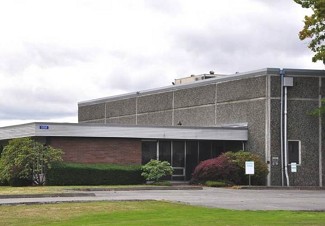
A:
0 0 324 127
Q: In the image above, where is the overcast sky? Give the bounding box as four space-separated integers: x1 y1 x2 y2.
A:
0 0 324 127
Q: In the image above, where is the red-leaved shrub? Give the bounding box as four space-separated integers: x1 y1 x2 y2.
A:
190 154 240 184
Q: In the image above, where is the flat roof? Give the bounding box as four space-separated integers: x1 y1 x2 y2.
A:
0 122 248 141
78 68 325 106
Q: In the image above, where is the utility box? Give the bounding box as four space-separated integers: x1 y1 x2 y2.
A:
283 77 293 87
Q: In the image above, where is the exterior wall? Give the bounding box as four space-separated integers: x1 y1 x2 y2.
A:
78 75 268 129
270 75 322 186
323 113 325 187
78 73 269 165
78 103 105 122
321 78 325 186
216 76 267 159
216 99 266 157
78 69 325 186
47 137 142 165
136 92 173 126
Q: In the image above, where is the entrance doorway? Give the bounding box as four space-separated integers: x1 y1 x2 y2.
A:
171 141 185 180
158 141 186 180
141 140 243 181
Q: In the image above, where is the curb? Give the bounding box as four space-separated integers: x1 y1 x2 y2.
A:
234 186 325 190
0 186 202 199
0 199 157 206
71 186 203 191
0 193 95 199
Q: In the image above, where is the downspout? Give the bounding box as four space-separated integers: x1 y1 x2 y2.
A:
280 69 290 186
284 81 290 186
280 69 284 186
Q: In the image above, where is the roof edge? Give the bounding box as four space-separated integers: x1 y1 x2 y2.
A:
78 68 277 106
78 68 324 106
0 122 248 131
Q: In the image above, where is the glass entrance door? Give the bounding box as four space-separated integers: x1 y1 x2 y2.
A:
172 141 185 181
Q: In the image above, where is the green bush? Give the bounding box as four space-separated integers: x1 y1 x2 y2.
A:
141 160 173 182
46 163 145 185
205 180 228 187
224 151 269 185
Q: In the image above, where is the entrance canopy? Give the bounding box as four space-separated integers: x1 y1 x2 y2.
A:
0 122 248 141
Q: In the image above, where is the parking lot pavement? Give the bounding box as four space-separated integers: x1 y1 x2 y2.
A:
1 188 325 211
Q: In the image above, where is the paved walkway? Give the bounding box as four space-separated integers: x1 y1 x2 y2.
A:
1 188 325 211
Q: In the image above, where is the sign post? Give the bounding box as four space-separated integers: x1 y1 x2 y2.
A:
245 161 255 186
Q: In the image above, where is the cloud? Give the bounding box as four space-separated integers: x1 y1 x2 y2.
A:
0 43 97 74
169 0 322 73
144 0 182 15
0 0 324 127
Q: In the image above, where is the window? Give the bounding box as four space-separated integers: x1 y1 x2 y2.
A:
198 141 212 162
288 140 301 164
142 141 157 164
159 141 171 162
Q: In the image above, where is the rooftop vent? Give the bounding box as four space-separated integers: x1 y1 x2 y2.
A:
174 71 225 85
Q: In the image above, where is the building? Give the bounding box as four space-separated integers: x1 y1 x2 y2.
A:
1 68 324 186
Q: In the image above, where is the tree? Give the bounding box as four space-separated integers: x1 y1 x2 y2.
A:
294 0 325 63
0 137 63 186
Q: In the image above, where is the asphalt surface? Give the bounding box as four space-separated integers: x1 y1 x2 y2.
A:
1 188 325 211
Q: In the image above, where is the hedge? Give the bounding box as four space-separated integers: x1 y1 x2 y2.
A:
46 163 145 185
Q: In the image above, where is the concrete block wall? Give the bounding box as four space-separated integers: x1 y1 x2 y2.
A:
216 76 267 158
270 74 322 186
78 103 105 122
321 78 325 187
47 137 142 165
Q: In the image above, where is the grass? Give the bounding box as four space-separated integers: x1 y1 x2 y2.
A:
0 201 324 226
0 185 153 195
204 180 228 187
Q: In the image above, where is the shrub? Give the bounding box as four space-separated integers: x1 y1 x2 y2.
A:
191 151 269 185
190 154 240 185
141 160 173 182
46 163 144 185
224 151 269 185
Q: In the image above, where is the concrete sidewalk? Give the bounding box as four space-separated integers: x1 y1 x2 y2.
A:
1 187 325 211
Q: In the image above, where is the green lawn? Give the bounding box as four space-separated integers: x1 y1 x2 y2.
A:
0 201 324 226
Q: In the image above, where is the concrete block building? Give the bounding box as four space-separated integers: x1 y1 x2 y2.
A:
1 68 324 186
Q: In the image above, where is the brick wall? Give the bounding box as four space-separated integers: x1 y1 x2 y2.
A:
47 137 142 165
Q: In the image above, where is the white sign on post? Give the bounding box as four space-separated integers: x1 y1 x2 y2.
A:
245 161 255 175
291 162 297 173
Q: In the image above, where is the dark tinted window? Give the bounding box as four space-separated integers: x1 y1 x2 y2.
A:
142 141 157 164
173 141 185 167
159 141 171 162
288 141 300 164
199 141 212 161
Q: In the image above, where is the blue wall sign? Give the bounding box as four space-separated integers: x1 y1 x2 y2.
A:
39 125 49 130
